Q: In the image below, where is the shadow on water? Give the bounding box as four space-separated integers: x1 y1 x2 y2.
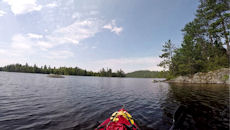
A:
160 83 229 130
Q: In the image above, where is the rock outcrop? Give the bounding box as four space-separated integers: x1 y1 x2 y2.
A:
169 68 230 84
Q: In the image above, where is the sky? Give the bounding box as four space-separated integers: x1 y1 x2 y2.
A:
0 0 199 72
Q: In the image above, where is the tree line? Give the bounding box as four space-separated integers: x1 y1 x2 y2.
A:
126 70 168 78
159 0 229 79
0 63 126 77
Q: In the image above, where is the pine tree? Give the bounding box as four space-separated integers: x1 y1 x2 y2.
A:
158 40 175 70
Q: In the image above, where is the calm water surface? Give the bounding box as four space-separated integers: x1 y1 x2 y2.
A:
0 72 229 130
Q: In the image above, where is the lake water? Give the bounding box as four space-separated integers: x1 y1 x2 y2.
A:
0 72 229 130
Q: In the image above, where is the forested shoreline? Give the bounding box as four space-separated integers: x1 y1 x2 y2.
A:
159 0 229 79
0 63 126 77
126 70 168 78
0 64 167 78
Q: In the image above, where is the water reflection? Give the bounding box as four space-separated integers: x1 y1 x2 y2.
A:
0 72 229 130
161 83 229 130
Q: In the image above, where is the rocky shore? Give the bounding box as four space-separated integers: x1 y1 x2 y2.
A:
168 68 229 84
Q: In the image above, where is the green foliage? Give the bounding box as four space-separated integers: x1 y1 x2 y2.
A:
222 75 229 81
159 0 229 77
0 64 126 77
99 68 125 77
158 40 176 70
165 74 176 80
126 70 168 78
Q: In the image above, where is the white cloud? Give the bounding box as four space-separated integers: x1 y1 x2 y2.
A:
1 33 163 72
92 46 97 49
10 33 52 51
103 24 113 30
3 0 42 15
46 2 57 8
80 57 163 72
1 18 102 63
0 10 6 16
0 35 75 68
36 41 53 50
103 20 123 35
46 50 74 59
0 49 6 54
3 18 102 54
0 34 36 65
11 34 32 50
72 12 81 19
27 33 43 39
89 10 99 15
112 27 123 35
3 33 73 60
0 17 127 67
47 19 102 45
72 11 99 20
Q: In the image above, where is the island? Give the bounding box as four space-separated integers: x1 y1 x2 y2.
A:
48 74 65 78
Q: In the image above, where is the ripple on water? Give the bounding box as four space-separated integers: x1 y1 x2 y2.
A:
0 72 229 130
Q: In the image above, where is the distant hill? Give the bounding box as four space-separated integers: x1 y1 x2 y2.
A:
126 70 167 78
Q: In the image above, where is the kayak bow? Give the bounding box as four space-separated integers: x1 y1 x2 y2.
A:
95 108 140 130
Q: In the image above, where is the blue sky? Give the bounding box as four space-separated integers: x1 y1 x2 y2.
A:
0 0 199 72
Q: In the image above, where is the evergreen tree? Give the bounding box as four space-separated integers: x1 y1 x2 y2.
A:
158 40 175 71
159 0 229 78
